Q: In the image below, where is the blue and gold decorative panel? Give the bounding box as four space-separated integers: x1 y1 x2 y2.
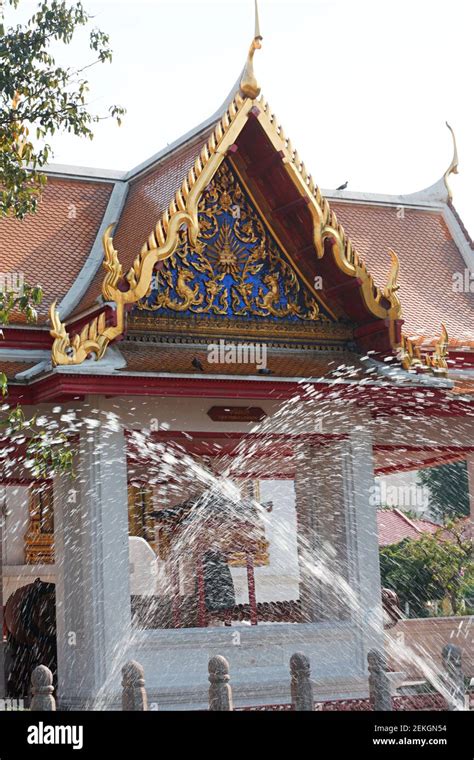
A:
134 161 332 325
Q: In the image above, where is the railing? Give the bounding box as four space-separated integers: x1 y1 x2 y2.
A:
24 641 471 711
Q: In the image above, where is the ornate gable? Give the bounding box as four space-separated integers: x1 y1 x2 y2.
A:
131 161 334 334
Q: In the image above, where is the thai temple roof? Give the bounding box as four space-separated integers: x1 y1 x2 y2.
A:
1 2 474 404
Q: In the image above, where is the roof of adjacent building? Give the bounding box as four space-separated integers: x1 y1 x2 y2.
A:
378 508 442 546
377 508 471 546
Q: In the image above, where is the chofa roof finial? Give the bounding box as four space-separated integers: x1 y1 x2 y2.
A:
443 122 459 202
240 0 263 100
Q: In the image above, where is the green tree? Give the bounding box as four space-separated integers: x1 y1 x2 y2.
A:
417 461 469 521
0 0 123 470
1 0 124 218
380 521 473 617
0 285 74 476
380 540 443 618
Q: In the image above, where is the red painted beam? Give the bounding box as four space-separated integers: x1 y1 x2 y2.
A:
3 372 474 418
246 149 285 178
324 278 364 298
377 451 469 475
272 196 311 218
1 328 52 350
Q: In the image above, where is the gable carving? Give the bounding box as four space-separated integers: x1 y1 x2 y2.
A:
134 161 329 325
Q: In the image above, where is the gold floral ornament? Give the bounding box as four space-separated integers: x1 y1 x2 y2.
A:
138 161 321 321
382 249 401 304
397 325 449 376
398 334 424 372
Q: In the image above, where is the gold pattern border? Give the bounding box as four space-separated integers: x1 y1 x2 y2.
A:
127 313 353 343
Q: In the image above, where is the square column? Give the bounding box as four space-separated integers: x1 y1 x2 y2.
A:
344 427 384 655
294 427 383 664
54 424 131 709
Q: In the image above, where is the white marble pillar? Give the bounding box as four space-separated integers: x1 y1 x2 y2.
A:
343 426 384 658
294 441 349 623
54 424 131 709
294 427 383 660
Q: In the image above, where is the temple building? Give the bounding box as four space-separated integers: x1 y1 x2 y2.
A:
0 7 473 710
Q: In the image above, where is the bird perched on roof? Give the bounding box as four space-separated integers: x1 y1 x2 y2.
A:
192 357 204 372
336 181 348 191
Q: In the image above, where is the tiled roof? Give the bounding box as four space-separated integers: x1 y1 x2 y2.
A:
71 126 217 317
0 178 113 323
451 379 474 396
378 508 440 546
118 341 371 379
330 202 474 344
0 360 37 380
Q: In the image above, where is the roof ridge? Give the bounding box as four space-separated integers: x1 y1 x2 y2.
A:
448 200 474 250
391 508 423 533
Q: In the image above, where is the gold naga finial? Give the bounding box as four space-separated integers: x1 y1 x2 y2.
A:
239 0 263 100
383 248 400 300
434 322 449 364
426 323 449 372
443 122 459 202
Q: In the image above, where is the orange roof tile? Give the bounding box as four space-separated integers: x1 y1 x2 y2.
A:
451 379 474 395
0 178 113 323
330 202 474 344
0 360 36 380
378 508 440 546
118 341 372 379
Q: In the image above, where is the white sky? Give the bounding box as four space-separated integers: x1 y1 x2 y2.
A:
8 0 474 236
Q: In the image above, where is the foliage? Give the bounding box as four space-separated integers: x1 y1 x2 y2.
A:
0 405 74 477
0 0 125 218
417 461 469 521
0 284 74 476
380 540 444 618
380 520 473 617
0 280 43 394
0 0 123 473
